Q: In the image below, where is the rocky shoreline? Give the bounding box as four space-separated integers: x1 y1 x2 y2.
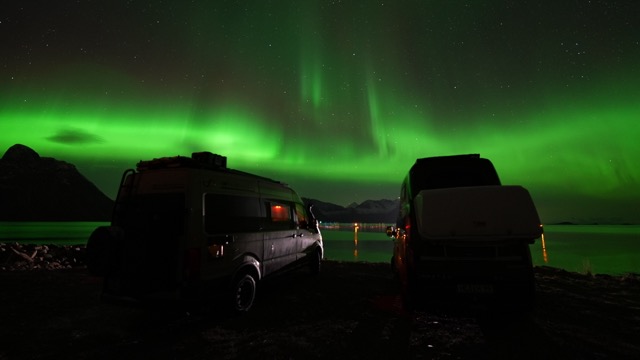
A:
0 242 86 271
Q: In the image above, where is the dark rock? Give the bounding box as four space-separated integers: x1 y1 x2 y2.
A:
0 144 114 221
0 243 87 270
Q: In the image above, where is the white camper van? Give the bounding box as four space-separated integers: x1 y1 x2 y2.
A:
387 154 542 311
87 152 323 312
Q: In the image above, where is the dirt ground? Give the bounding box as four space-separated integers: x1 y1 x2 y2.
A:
1 260 639 360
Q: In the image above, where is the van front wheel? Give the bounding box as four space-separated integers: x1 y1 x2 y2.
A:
231 273 256 313
309 249 321 276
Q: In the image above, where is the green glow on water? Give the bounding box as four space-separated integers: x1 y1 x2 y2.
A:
532 225 640 275
0 222 108 245
321 229 393 264
1 222 638 275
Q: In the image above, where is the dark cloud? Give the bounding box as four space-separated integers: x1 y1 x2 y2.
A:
46 129 105 145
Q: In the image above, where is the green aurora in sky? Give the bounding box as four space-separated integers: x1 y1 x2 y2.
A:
1 1 639 223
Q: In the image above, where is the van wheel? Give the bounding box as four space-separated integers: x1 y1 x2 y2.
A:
309 249 321 276
86 226 123 277
231 273 256 313
390 256 397 274
399 279 413 312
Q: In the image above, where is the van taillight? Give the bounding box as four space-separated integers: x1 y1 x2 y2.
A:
183 248 201 280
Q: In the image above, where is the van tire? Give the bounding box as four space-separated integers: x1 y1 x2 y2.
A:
309 249 321 276
86 226 123 277
400 279 415 312
231 273 256 313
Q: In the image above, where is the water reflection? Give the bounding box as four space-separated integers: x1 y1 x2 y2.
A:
540 232 549 263
354 223 359 258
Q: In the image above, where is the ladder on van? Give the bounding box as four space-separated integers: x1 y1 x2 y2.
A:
110 169 136 222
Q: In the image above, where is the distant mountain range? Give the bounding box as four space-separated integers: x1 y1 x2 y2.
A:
0 144 399 223
303 198 399 224
0 144 114 221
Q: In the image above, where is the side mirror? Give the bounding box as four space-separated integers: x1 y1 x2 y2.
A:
307 204 320 234
310 219 320 233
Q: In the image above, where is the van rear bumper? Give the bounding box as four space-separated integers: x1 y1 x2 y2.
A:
408 259 535 310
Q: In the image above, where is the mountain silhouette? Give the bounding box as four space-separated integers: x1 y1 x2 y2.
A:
303 197 399 223
0 144 398 223
0 144 114 221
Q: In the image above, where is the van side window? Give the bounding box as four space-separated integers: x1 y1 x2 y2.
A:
265 201 294 230
295 203 308 229
204 194 262 234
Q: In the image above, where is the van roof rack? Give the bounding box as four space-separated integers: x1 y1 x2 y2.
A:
137 151 227 171
135 152 288 186
416 154 480 164
415 154 480 163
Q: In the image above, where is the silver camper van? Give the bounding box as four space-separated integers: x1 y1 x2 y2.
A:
87 152 323 312
387 154 542 311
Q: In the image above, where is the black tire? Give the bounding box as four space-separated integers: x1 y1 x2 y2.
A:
308 249 321 276
86 226 123 277
400 271 418 312
390 256 398 278
231 273 257 313
400 281 415 312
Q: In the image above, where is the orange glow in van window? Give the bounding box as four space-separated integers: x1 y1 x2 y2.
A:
271 204 290 222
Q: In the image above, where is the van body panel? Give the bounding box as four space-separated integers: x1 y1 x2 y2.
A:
263 229 298 275
88 152 323 308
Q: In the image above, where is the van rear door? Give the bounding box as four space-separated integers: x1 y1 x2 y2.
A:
108 192 186 297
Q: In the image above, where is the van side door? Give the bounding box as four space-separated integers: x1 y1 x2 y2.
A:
202 193 264 280
262 200 298 276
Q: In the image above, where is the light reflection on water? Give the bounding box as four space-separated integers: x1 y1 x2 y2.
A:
320 224 640 275
540 233 548 264
1 222 639 275
320 223 394 264
534 225 640 275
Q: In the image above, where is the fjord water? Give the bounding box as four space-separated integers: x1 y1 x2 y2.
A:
321 224 640 275
0 222 107 245
536 225 640 275
322 225 640 275
1 222 639 275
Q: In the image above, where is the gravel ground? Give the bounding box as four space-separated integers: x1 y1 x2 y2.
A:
1 244 639 359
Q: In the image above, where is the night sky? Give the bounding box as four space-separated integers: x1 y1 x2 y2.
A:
1 1 639 224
